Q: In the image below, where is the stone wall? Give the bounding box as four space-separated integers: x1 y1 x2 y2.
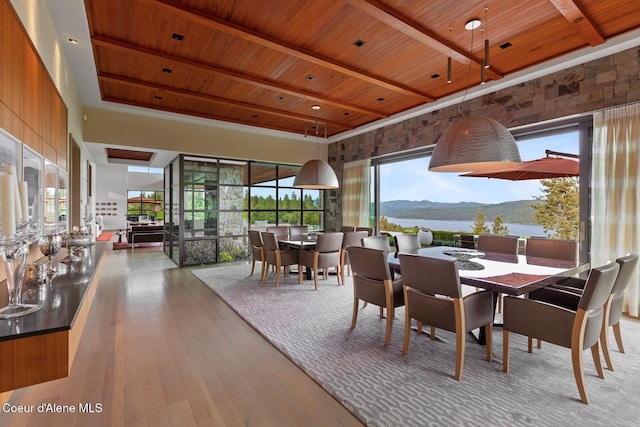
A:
325 46 640 231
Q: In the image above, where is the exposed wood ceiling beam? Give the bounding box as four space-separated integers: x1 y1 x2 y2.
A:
139 0 435 101
92 35 387 118
344 0 503 80
98 73 354 130
547 0 605 46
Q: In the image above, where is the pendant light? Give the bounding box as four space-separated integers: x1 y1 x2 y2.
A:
293 106 339 189
429 16 521 172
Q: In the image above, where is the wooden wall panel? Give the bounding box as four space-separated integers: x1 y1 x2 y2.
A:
0 0 68 166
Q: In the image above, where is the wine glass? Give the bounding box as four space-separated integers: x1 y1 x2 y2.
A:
38 234 62 276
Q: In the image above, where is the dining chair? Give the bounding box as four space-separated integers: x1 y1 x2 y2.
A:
355 226 374 236
266 225 289 241
525 237 578 262
340 231 368 283
398 253 494 381
261 232 298 287
477 234 519 254
502 261 620 404
298 232 344 290
394 234 420 253
347 246 404 346
361 235 392 253
248 229 265 278
340 225 356 232
289 225 309 240
533 253 639 371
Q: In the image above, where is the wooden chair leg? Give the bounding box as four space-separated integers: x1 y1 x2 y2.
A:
379 306 383 318
572 344 589 404
485 323 493 362
402 286 411 355
351 297 359 329
384 309 393 347
528 336 533 353
537 338 542 349
250 259 256 276
429 326 436 340
298 264 303 284
591 342 605 379
612 322 625 353
503 329 510 373
454 329 465 381
601 323 614 371
274 262 282 287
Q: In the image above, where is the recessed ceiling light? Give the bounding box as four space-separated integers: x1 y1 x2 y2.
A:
154 95 162 100
500 42 512 49
278 96 285 101
252 115 259 118
312 105 320 110
162 67 172 74
377 97 385 102
171 33 184 41
306 75 315 80
343 112 350 116
430 73 440 79
353 39 366 47
465 19 481 30
67 38 78 44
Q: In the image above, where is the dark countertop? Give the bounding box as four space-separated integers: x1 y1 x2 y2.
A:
0 241 107 341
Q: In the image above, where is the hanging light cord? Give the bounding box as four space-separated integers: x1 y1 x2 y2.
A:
458 25 477 118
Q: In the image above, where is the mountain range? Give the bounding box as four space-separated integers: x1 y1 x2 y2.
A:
380 199 542 224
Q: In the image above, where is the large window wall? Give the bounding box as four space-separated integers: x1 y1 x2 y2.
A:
164 156 324 266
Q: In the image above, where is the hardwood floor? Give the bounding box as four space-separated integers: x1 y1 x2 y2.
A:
0 247 363 426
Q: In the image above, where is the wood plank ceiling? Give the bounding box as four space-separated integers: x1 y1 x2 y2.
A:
84 0 640 138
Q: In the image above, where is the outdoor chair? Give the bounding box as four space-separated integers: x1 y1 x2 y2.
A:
394 234 420 253
502 261 620 404
460 234 476 249
248 229 265 278
340 226 356 232
261 232 298 287
348 246 404 346
298 232 344 290
398 253 494 380
534 253 638 371
340 231 368 283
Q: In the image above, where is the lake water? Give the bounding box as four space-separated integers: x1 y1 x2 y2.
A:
385 217 545 238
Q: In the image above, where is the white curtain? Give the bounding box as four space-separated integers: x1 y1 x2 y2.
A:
341 159 371 228
592 102 640 317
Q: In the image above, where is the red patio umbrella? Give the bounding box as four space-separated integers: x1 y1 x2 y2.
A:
460 151 579 180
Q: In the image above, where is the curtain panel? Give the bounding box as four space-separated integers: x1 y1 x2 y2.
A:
592 102 640 317
341 159 371 228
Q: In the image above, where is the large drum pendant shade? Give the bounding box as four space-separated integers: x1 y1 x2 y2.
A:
429 116 522 172
293 159 339 189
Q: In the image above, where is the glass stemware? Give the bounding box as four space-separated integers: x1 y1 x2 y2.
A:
38 234 62 275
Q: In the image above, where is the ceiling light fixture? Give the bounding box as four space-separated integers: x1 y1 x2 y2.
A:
429 16 521 172
293 105 339 189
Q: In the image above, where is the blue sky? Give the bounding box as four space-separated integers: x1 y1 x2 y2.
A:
379 131 579 204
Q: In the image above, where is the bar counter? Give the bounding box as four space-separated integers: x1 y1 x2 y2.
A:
0 241 108 401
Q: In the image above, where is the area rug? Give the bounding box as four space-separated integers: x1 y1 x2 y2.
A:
192 264 640 427
96 231 114 241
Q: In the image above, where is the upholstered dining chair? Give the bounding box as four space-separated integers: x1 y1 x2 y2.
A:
477 234 519 254
340 231 368 283
502 261 620 404
347 246 404 346
298 232 344 290
394 234 420 253
340 225 356 232
398 253 494 381
248 229 265 278
261 232 298 287
288 225 309 240
266 225 289 241
525 237 578 263
534 253 639 371
362 235 392 253
355 226 374 236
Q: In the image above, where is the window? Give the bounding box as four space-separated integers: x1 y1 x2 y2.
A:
128 166 163 174
127 190 164 221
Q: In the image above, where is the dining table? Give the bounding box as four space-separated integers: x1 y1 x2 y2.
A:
279 236 319 280
387 246 590 344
